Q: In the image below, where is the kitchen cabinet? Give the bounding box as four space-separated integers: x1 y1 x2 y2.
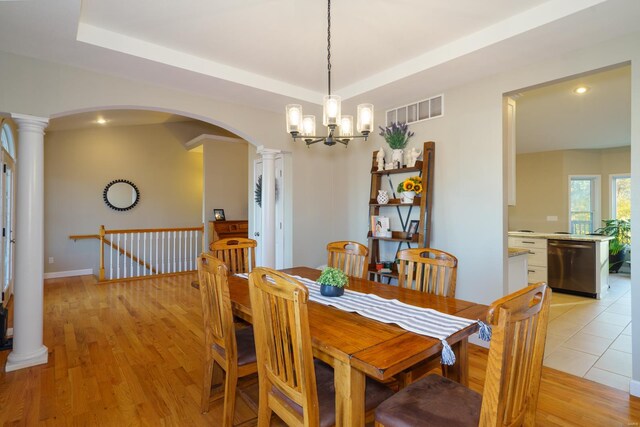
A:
508 249 529 294
508 236 547 283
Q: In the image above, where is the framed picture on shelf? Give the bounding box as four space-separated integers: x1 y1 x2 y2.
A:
407 219 420 238
371 215 391 238
213 209 226 221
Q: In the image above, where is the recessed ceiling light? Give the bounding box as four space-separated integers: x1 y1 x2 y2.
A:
96 117 107 125
573 86 590 95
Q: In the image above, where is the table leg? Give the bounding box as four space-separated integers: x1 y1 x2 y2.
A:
333 358 365 427
442 338 469 386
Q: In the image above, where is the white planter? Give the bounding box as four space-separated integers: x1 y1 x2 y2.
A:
391 149 404 168
401 191 416 204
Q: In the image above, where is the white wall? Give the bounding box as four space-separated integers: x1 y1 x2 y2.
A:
44 123 203 274
335 31 640 389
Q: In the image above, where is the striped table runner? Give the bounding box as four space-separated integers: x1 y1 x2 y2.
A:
237 273 490 365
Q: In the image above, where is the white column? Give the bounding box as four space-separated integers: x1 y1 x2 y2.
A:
257 146 280 268
6 113 49 372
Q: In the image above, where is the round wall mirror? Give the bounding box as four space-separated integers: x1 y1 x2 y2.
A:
103 179 140 211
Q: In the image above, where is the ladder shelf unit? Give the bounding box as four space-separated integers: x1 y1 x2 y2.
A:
367 141 435 281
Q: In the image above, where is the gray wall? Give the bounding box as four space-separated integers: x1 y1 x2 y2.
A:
44 123 205 274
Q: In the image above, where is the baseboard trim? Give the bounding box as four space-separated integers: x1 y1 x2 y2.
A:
43 269 93 279
630 379 640 397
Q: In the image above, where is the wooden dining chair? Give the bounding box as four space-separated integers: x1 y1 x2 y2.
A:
397 247 458 297
198 253 258 426
375 283 552 427
248 267 393 427
394 247 459 387
326 240 369 279
210 238 257 274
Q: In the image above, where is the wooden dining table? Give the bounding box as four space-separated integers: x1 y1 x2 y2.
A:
225 266 487 427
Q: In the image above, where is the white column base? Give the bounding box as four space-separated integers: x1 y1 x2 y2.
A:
5 345 48 372
630 379 640 397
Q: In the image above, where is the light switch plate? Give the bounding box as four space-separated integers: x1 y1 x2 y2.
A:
546 216 558 221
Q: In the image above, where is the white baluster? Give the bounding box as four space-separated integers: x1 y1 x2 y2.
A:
173 231 177 273
189 230 193 270
178 230 182 272
109 235 113 280
155 232 159 276
143 232 147 276
124 233 128 278
137 232 141 277
162 231 165 274
130 233 133 277
117 233 121 279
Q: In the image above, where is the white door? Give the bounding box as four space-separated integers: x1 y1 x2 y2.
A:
1 153 15 307
253 160 263 265
274 157 284 269
253 156 286 268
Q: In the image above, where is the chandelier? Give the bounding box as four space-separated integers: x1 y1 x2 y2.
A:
285 0 374 146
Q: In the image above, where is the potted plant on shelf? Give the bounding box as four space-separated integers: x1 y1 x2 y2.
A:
317 267 349 297
595 219 631 273
397 176 423 204
379 122 414 168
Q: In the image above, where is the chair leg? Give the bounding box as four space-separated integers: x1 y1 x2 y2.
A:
223 369 238 427
201 359 215 413
257 380 272 427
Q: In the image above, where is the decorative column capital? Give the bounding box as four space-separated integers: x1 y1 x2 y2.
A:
257 145 282 159
11 113 49 134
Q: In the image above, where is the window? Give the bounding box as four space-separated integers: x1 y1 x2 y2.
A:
611 174 631 220
0 123 15 160
569 175 600 234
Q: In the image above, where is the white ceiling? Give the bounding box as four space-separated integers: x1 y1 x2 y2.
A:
47 110 192 131
0 0 639 114
515 65 630 153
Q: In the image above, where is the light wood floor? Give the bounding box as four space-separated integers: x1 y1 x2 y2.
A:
0 274 638 426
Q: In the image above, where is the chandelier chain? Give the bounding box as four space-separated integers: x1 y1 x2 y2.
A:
327 0 331 95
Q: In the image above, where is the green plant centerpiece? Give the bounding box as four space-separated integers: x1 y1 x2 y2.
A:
379 122 414 150
317 267 349 297
595 219 631 273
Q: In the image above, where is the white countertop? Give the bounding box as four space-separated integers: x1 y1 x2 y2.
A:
508 231 613 242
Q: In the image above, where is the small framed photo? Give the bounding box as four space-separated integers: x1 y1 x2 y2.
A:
407 220 420 238
213 209 226 221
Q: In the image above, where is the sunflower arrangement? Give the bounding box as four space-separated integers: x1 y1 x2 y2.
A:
397 176 423 194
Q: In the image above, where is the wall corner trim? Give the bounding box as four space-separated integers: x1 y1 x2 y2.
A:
630 379 640 397
43 269 94 279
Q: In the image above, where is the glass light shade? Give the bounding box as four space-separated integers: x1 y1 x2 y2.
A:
302 115 316 136
286 104 302 133
357 103 374 133
339 115 353 139
323 95 341 126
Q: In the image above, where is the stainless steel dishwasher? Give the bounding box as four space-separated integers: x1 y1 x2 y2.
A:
547 239 597 297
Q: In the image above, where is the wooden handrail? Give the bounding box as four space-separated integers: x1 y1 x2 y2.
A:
105 226 204 234
70 224 205 282
69 234 99 241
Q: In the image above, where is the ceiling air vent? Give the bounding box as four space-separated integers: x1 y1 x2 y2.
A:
386 94 444 126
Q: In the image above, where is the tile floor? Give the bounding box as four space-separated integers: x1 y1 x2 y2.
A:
544 274 633 392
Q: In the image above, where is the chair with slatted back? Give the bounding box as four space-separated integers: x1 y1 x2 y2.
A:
375 283 552 427
248 267 393 427
397 247 458 297
326 241 369 279
198 253 258 426
393 248 458 387
210 238 257 274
